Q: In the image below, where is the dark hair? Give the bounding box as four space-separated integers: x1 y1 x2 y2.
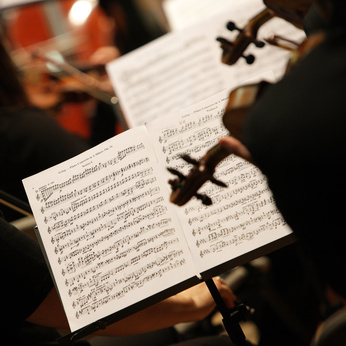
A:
0 38 30 108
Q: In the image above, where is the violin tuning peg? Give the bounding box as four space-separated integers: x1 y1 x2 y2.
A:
226 21 241 32
180 154 199 166
254 39 265 48
216 37 233 48
210 177 227 188
167 167 185 180
242 54 255 65
195 193 212 206
168 179 182 191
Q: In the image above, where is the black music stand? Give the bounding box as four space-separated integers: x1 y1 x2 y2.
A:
205 278 250 346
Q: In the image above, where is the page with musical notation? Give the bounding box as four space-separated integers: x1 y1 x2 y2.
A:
146 89 294 277
106 0 305 128
23 126 199 333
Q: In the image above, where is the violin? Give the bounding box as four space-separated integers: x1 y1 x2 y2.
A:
168 1 318 207
20 59 114 111
168 6 279 206
216 8 273 66
31 51 117 106
168 81 269 206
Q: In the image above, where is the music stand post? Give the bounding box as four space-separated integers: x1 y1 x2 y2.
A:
205 278 250 346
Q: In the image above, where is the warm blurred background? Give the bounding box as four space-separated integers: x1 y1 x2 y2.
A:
0 0 168 140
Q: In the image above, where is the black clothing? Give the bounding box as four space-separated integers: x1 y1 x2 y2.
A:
243 27 346 299
0 215 53 323
170 335 238 345
0 213 58 345
0 106 90 220
303 3 328 35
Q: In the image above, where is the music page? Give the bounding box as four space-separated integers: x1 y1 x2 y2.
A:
106 0 305 128
23 127 198 332
146 90 293 275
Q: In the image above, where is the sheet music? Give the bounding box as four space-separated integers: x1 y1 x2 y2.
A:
23 127 197 332
24 90 293 334
106 0 305 128
147 90 293 274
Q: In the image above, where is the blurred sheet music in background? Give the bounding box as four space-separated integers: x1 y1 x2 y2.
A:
106 0 305 128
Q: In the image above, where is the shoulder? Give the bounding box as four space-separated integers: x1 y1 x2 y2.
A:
0 106 90 169
0 106 60 136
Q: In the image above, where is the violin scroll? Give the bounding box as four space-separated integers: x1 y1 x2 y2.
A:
168 146 229 206
217 8 274 66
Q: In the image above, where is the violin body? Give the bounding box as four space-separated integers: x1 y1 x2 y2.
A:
222 81 270 141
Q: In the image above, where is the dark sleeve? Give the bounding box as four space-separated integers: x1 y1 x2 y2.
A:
0 107 91 220
303 3 328 35
0 215 53 325
4 108 91 174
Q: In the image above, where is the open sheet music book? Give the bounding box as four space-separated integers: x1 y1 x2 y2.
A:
23 89 295 340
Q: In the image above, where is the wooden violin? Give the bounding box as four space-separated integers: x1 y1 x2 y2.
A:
168 1 316 207
168 80 269 206
30 51 117 107
215 0 313 66
20 58 115 112
168 6 278 206
216 8 274 66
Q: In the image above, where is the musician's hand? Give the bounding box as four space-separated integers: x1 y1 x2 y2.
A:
219 136 252 162
28 278 236 336
98 278 236 335
163 278 236 323
89 46 121 65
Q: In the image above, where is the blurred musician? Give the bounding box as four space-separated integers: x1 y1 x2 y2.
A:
0 1 123 221
1 0 121 139
220 1 346 342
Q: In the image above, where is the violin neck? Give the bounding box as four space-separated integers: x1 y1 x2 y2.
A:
247 9 274 35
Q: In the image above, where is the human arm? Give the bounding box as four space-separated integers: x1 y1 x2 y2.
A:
28 278 236 336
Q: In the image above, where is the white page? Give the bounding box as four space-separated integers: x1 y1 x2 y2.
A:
106 0 305 128
23 127 197 332
146 90 293 274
